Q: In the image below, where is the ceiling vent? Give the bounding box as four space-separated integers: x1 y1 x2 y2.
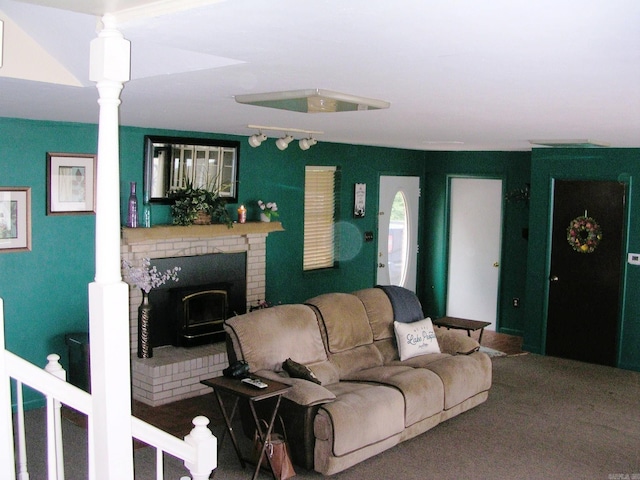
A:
529 139 610 148
235 89 390 113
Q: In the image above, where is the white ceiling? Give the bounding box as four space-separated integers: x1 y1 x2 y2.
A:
1 0 639 151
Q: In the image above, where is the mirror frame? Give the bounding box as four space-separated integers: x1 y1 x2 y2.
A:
143 135 240 204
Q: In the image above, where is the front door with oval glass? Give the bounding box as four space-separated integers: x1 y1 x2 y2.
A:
377 176 420 291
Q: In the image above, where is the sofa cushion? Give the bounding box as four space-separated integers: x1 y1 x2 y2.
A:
352 288 394 341
416 353 492 410
307 360 341 386
306 293 373 353
345 365 444 426
315 382 405 456
394 318 441 360
224 304 327 372
328 344 384 379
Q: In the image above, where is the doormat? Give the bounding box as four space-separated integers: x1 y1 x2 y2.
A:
480 346 507 358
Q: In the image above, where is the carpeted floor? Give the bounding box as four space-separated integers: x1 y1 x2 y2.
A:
17 353 640 479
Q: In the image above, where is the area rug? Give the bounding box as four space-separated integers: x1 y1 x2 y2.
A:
479 345 507 357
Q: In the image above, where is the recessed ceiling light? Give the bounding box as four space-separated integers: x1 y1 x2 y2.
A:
235 89 390 113
529 139 610 148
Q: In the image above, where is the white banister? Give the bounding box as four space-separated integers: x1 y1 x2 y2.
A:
183 416 217 480
3 330 217 480
0 298 17 480
4 352 92 415
15 381 29 480
45 354 66 480
131 415 217 479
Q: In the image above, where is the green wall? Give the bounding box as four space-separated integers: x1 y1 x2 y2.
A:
523 147 640 371
0 117 423 408
3 115 639 412
119 126 425 304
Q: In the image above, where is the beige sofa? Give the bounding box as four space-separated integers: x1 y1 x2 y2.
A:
224 287 492 475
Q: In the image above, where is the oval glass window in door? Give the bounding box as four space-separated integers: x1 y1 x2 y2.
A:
388 191 409 286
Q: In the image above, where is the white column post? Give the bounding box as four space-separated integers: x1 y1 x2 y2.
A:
88 14 134 480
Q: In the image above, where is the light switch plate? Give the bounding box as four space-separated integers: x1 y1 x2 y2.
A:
628 253 640 265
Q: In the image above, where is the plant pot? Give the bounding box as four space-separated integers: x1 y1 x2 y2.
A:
194 211 212 225
260 213 271 223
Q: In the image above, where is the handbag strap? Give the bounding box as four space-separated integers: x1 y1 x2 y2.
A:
258 415 288 443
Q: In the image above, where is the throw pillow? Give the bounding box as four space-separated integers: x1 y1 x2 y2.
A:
394 317 441 361
282 358 321 384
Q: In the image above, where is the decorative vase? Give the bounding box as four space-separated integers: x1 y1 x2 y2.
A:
127 182 139 228
142 202 151 228
260 212 271 223
138 290 153 358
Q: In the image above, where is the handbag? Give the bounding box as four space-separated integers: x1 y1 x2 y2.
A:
253 416 296 480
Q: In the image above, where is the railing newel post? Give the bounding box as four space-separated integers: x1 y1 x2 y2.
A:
183 415 217 480
45 353 66 480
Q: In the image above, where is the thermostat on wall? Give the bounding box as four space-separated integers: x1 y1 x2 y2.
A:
628 253 640 265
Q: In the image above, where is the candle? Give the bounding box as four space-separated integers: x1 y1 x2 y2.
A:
237 204 246 224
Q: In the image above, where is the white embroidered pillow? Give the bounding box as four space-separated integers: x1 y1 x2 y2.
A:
394 317 441 361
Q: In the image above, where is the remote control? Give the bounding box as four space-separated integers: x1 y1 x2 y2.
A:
241 377 268 389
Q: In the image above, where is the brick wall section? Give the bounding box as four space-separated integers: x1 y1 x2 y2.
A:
121 224 277 405
130 343 227 406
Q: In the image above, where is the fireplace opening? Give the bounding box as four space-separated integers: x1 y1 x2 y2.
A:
175 286 228 347
149 253 246 348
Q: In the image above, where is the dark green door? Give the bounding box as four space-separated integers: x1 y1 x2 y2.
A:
546 180 626 366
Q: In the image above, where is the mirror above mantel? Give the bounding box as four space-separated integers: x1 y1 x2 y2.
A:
143 135 240 204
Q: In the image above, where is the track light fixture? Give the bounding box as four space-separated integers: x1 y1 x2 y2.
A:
299 137 317 151
276 135 294 151
247 125 323 152
248 132 267 148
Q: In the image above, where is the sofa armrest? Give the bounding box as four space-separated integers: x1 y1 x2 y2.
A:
255 369 336 406
435 329 480 355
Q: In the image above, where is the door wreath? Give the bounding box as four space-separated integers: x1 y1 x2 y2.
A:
566 215 602 254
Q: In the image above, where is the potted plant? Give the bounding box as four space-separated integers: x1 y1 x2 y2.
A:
257 200 279 222
169 181 233 227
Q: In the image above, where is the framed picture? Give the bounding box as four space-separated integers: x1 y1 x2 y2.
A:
46 153 96 215
354 183 366 218
0 187 32 253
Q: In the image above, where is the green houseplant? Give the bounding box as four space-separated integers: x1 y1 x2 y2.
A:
169 181 233 227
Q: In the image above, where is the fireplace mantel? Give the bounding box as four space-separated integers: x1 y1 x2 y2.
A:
122 221 284 243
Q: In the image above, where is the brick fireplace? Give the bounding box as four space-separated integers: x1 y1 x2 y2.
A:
121 222 283 405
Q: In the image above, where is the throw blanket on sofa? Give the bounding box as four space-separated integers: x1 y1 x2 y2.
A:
376 285 423 323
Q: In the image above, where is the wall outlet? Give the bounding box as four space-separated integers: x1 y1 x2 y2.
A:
512 297 520 308
628 253 640 265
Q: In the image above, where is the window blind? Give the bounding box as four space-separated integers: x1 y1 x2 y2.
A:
304 166 337 271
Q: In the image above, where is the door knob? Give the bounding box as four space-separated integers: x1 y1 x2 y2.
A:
378 263 386 268
549 275 559 282
493 262 499 268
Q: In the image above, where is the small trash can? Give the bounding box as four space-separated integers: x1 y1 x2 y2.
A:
65 332 90 393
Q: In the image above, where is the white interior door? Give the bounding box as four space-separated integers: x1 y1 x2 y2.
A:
377 176 420 292
446 177 503 329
